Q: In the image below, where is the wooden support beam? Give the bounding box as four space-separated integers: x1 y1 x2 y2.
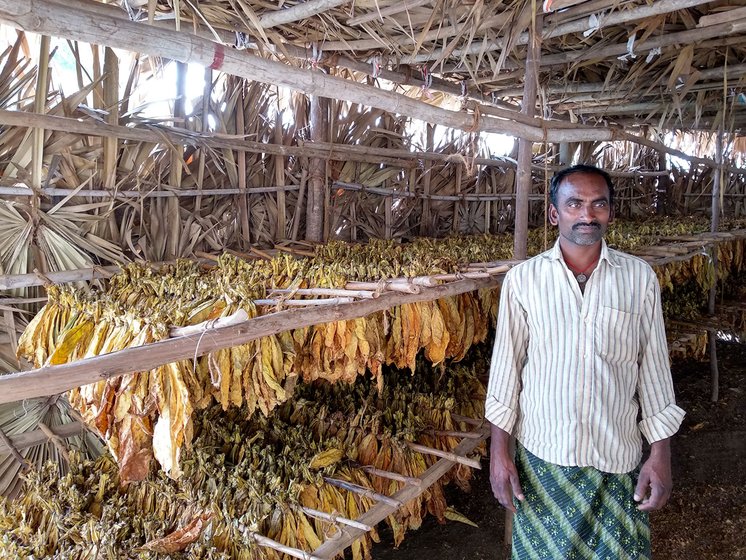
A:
522 19 746 69
0 109 414 168
257 0 349 28
0 0 543 140
0 274 504 404
312 432 487 559
405 441 482 468
403 0 719 63
514 13 541 260
0 421 86 456
323 477 402 507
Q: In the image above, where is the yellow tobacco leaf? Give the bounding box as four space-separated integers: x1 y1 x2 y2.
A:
444 507 479 528
46 320 94 365
309 448 344 469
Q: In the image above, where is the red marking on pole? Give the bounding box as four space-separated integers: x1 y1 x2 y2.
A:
210 44 225 70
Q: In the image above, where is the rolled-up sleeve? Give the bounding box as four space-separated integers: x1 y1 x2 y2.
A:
485 270 529 433
637 273 686 443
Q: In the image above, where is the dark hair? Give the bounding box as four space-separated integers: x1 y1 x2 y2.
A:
549 164 614 208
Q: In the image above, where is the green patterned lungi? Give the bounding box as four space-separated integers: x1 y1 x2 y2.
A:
512 445 650 560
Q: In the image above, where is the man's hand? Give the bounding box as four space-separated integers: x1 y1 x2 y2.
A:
489 424 525 512
634 437 673 512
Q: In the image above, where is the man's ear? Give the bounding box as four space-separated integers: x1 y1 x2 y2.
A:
548 204 559 225
608 205 615 224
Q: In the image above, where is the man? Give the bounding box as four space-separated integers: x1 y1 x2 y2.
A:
485 165 685 559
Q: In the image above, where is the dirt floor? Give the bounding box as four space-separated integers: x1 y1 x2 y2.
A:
372 341 746 560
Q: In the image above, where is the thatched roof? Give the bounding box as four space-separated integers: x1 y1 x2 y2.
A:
1 0 744 133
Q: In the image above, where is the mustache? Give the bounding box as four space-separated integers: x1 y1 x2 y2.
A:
572 222 601 230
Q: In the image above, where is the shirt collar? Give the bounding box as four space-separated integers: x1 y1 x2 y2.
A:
545 238 621 268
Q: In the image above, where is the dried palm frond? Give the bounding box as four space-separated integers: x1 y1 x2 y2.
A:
0 396 104 499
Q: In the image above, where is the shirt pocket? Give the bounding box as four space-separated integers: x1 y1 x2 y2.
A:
596 306 640 365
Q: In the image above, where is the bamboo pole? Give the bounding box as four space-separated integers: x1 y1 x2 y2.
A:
493 65 746 98
307 95 327 243
0 426 29 469
37 421 70 463
0 185 301 198
516 19 746 70
360 465 422 487
275 97 287 241
419 123 434 236
237 524 324 560
269 288 378 299
312 433 487 559
0 105 735 171
346 0 432 25
0 274 505 404
0 0 544 140
709 131 722 402
405 441 481 468
404 0 719 63
257 0 349 28
333 181 547 202
298 507 373 532
426 429 485 439
232 78 250 247
323 477 402 508
0 421 86 455
514 13 541 260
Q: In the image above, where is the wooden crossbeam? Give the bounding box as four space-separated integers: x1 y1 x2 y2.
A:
0 421 85 456
0 274 503 405
312 431 487 559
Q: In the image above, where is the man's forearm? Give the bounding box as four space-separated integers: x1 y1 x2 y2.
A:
649 437 671 461
490 423 512 458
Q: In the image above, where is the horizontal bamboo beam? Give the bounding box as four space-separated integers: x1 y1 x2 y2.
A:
519 19 746 70
493 64 746 98
0 265 120 290
0 185 301 198
323 477 402 507
0 421 86 455
405 441 481 468
0 95 730 171
360 465 422 487
0 0 543 140
334 181 547 202
0 274 504 404
312 432 487 559
346 0 432 25
0 110 414 169
257 0 349 28
404 0 718 63
299 506 373 532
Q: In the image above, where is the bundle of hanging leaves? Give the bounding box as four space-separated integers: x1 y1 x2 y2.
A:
15 222 746 482
0 355 487 560
17 236 507 481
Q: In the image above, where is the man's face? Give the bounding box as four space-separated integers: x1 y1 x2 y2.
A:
549 172 614 247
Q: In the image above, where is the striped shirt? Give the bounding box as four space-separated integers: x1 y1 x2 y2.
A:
485 239 685 473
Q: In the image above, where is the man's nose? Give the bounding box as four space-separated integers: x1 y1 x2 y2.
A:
579 204 593 221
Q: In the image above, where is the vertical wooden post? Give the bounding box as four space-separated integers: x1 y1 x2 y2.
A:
103 47 120 244
166 61 187 257
235 79 250 248
513 14 542 260
30 35 50 280
708 132 722 402
559 142 572 166
274 94 287 242
420 124 434 236
453 165 462 233
195 67 212 213
306 95 327 243
656 151 670 215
